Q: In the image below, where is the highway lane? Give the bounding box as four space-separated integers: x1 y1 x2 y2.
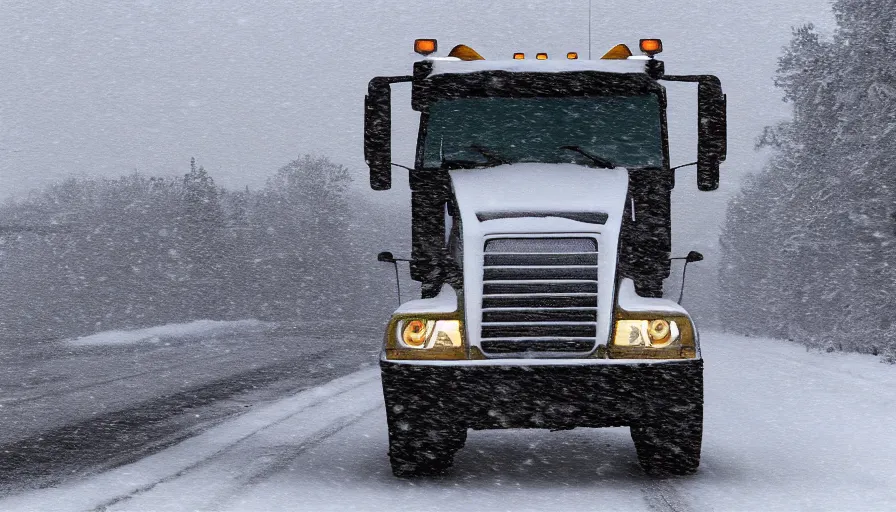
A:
0 322 382 494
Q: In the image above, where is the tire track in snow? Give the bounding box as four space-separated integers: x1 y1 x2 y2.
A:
642 480 703 512
0 351 238 406
0 368 381 511
0 350 342 492
203 405 382 511
89 370 381 512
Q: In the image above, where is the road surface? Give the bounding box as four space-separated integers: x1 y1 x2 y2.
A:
0 320 381 493
2 332 895 511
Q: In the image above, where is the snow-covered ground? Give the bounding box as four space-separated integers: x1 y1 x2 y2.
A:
0 318 382 495
2 331 895 511
66 320 273 347
1 320 287 447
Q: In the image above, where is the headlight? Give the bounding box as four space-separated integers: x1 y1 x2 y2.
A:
397 319 463 349
613 319 680 348
402 319 430 348
611 316 696 359
648 319 671 344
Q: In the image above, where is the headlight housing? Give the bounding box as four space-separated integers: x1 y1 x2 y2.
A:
610 315 697 359
397 319 463 349
385 316 466 360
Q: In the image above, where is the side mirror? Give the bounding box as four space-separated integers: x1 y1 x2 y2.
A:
377 251 395 263
686 250 704 263
697 78 726 192
365 78 393 191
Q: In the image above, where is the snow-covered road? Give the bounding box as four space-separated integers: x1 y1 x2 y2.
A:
3 332 895 511
0 321 381 493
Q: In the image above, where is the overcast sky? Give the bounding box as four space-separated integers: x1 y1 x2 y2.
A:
2 0 834 198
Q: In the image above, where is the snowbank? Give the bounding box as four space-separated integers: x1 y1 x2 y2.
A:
66 319 274 347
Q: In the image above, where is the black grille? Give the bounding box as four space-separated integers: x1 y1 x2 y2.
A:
480 237 598 355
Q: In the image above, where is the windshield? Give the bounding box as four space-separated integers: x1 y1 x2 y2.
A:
421 95 664 169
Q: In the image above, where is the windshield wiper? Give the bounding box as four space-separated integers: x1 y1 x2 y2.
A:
559 145 616 169
441 144 510 170
469 144 511 165
440 158 482 170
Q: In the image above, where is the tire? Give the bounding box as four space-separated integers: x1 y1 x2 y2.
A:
384 391 466 477
387 422 466 477
631 401 703 476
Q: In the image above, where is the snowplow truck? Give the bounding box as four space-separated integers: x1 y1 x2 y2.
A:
365 39 726 477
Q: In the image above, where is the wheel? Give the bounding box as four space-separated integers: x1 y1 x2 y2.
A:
383 389 466 477
387 421 466 477
387 428 464 477
631 401 703 476
451 427 468 451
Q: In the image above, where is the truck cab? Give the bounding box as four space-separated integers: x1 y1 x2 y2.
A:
365 39 726 477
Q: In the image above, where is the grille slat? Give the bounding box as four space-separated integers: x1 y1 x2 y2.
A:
482 295 598 309
480 237 598 355
482 308 597 323
482 324 597 338
483 281 597 295
481 339 596 353
484 267 598 281
484 253 599 266
486 238 596 253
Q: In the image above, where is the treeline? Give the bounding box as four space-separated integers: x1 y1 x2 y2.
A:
0 155 397 340
719 0 896 361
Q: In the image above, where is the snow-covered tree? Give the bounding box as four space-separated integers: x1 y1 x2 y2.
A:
720 0 896 359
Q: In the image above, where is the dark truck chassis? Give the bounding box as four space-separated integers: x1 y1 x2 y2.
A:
381 358 703 477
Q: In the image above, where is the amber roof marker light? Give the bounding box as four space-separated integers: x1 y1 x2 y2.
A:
601 43 633 60
567 52 578 59
536 52 548 60
448 44 485 61
513 52 525 59
414 39 438 56
639 38 663 57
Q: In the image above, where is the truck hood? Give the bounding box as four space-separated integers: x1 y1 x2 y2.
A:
450 163 630 357
449 163 629 225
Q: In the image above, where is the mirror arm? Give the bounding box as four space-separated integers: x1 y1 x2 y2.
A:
671 161 697 171
367 75 413 92
391 163 414 172
677 262 690 305
378 250 413 306
660 74 719 84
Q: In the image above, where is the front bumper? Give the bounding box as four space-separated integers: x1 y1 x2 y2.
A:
380 358 703 430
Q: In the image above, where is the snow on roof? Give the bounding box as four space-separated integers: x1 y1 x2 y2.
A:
428 58 648 77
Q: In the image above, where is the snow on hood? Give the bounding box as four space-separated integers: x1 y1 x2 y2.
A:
449 163 629 225
617 278 688 315
393 284 458 315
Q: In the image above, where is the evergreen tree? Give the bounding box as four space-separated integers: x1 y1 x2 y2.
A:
720 0 896 358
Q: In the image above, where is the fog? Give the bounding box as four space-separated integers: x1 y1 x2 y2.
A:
1 1 838 326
